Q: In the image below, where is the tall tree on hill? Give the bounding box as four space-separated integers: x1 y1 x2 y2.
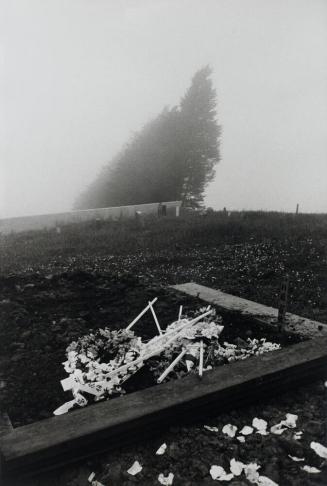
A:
75 66 221 210
178 65 221 206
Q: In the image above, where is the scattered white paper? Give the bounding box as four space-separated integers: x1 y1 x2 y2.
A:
270 423 287 435
53 399 77 415
324 381 327 388
243 463 261 484
283 413 298 429
158 472 174 485
310 441 327 459
237 436 246 443
210 465 234 481
156 443 167 455
257 476 279 486
88 472 95 482
127 461 142 476
293 431 303 441
271 413 298 435
222 424 238 438
240 425 254 435
301 465 321 474
204 425 219 432
252 418 268 435
230 458 244 476
288 455 304 462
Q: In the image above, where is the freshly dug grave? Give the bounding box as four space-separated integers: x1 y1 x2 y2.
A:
0 271 304 427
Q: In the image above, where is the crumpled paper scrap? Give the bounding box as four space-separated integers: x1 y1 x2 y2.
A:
222 424 238 438
210 465 234 481
158 472 174 485
156 443 167 455
204 425 219 432
270 413 298 435
240 425 254 435
288 455 304 462
293 431 303 440
252 418 268 435
237 436 245 443
127 460 142 475
310 441 327 459
301 465 321 474
230 458 243 476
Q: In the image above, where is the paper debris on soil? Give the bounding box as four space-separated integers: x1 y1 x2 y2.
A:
257 476 279 486
230 459 243 476
310 441 327 459
88 472 95 482
210 465 234 481
222 424 238 437
127 461 142 475
283 413 298 428
252 418 268 435
53 398 78 415
237 436 246 443
240 425 254 435
288 455 304 462
270 413 298 435
293 431 303 440
204 425 219 432
301 465 321 474
158 472 174 485
156 443 167 455
270 423 287 435
243 462 260 483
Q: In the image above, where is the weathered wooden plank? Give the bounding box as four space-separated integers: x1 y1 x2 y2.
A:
171 282 327 338
1 336 327 477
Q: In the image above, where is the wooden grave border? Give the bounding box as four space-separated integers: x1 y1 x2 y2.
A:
1 282 327 478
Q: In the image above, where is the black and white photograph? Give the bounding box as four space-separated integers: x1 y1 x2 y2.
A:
0 1 327 485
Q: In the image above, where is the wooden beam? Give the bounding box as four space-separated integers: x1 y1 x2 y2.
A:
1 336 327 478
171 283 327 338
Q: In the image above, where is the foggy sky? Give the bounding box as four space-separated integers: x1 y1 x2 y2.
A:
1 0 327 218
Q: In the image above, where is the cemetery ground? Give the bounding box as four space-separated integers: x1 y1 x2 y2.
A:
0 211 327 485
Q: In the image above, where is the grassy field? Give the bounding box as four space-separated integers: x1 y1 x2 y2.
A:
1 210 327 321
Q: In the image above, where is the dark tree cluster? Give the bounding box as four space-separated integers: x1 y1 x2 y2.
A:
75 66 221 209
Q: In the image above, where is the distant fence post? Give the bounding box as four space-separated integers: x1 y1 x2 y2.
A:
295 203 299 215
278 274 290 323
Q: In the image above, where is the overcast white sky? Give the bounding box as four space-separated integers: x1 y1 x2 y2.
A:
1 0 326 218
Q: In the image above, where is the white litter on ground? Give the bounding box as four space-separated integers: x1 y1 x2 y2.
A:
127 461 142 476
271 413 298 435
88 472 95 483
270 423 287 435
243 462 261 483
293 431 303 440
236 436 246 443
283 413 298 428
310 441 327 459
158 472 174 485
230 458 243 476
240 425 254 435
252 418 268 435
288 455 304 462
301 465 321 474
156 443 167 455
257 476 279 486
210 465 234 481
222 424 238 438
204 425 219 432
